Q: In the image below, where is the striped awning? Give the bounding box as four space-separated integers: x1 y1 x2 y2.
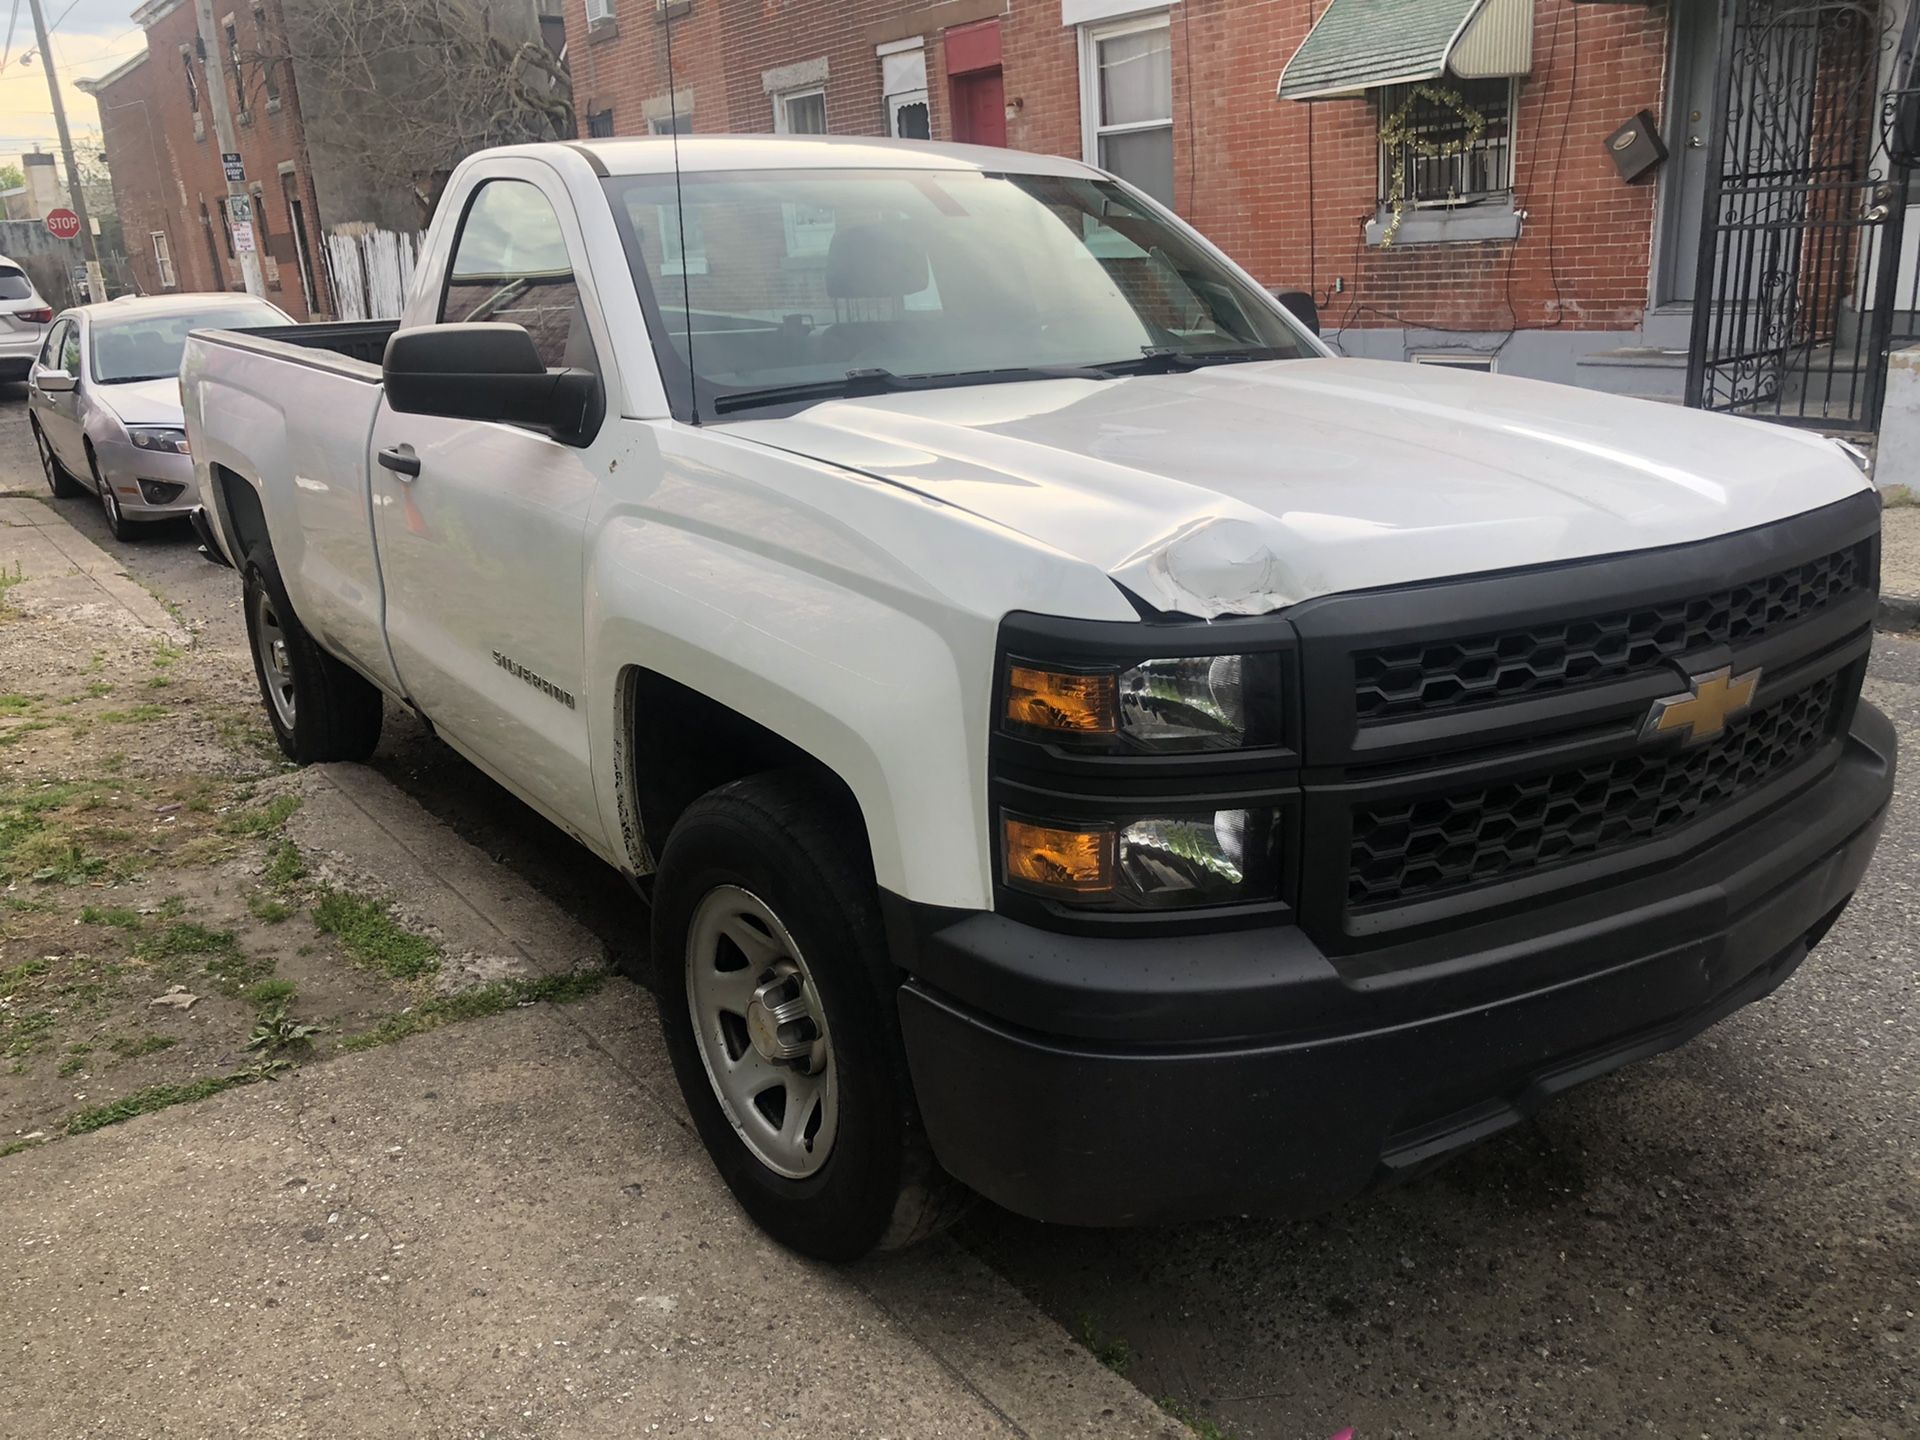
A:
1278 0 1534 101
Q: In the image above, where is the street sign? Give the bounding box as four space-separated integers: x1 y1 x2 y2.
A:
228 192 252 224
222 151 245 182
232 221 255 253
44 207 79 241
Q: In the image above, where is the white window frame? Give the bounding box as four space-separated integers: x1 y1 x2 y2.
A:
772 84 827 135
878 36 929 139
1410 351 1496 372
1077 11 1172 183
585 0 613 23
151 231 176 288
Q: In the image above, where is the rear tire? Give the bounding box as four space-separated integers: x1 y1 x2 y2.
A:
32 419 84 499
243 545 384 764
653 770 968 1260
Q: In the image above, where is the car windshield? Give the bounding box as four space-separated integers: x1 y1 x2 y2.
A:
602 167 1312 414
90 304 289 384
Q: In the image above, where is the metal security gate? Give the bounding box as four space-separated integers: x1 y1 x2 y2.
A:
1685 0 1913 431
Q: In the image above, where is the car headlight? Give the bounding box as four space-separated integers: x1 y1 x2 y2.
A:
1002 808 1276 909
1004 653 1279 751
128 426 190 455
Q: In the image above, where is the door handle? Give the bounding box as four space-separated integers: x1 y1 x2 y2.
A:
377 444 421 480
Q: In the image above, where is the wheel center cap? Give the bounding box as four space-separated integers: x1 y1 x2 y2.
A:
744 999 782 1061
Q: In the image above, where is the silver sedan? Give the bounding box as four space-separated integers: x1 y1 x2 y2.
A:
29 293 291 540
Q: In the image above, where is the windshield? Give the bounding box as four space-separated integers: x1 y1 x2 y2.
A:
90 304 289 384
602 168 1313 415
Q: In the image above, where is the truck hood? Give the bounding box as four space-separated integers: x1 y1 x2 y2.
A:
719 357 1870 619
97 377 185 428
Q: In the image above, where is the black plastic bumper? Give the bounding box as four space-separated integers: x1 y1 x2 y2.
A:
892 702 1896 1227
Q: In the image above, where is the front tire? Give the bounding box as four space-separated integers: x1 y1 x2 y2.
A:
653 771 967 1260
243 545 384 764
88 445 138 542
32 419 84 499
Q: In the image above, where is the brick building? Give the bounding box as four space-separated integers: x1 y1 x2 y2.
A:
560 0 1919 418
80 0 331 317
82 0 565 320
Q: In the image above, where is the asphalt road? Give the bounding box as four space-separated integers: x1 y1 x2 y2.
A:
9 384 1914 1439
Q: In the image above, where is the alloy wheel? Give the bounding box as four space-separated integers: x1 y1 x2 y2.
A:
685 884 839 1179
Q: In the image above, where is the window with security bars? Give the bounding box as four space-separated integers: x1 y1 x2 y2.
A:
1377 79 1514 208
587 107 615 138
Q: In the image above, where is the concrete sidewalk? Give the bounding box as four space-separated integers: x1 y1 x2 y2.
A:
0 494 187 644
2 987 1174 1439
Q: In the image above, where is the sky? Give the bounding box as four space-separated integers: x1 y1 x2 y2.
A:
0 0 149 172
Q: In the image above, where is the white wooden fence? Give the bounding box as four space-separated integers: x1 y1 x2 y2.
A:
324 226 422 320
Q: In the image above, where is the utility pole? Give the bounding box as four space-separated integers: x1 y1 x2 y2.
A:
190 0 263 296
25 0 105 302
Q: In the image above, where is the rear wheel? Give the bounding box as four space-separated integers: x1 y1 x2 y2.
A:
32 419 83 499
87 445 138 542
243 545 384 764
653 771 967 1260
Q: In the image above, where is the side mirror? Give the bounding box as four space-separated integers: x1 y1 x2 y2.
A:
1273 289 1320 336
382 322 599 443
37 368 76 393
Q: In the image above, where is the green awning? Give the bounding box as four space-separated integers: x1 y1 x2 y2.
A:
1278 0 1533 101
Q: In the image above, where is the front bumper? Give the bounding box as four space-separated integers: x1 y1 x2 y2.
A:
93 440 198 520
893 702 1895 1227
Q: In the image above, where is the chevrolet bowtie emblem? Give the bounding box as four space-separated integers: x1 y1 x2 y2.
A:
1641 665 1762 746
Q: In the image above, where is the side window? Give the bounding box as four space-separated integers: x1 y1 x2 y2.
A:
39 320 67 368
440 179 596 376
60 324 81 374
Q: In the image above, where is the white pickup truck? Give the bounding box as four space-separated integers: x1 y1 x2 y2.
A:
183 136 1895 1261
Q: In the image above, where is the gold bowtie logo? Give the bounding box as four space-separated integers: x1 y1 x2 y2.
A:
1642 665 1762 746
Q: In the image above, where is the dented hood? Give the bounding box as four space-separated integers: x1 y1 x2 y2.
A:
718 357 1870 619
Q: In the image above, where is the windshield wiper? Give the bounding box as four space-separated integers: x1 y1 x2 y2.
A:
709 363 1109 416
1091 345 1297 377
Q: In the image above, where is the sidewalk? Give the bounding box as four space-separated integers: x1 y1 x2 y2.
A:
0 489 1181 1438
1880 501 1920 630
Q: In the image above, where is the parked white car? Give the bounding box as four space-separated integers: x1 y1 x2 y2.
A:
30 293 291 539
182 136 1895 1261
0 254 53 381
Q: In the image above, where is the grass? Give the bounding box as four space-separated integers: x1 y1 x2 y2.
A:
0 560 24 617
132 920 271 994
0 694 36 715
221 793 300 837
0 1136 46 1158
6 827 105 883
0 782 90 883
79 904 143 931
263 841 305 888
312 890 439 980
1160 1398 1233 1440
1076 1313 1132 1376
64 1073 258 1135
338 971 605 1053
242 977 296 1009
108 1034 177 1060
57 1045 91 1077
134 920 237 963
3 1009 56 1059
247 892 294 923
1 956 50 985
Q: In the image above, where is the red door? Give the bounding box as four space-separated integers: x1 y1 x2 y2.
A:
950 69 1006 148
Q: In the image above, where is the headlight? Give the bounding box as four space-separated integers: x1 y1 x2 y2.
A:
128 426 190 455
1002 808 1276 909
1004 652 1279 751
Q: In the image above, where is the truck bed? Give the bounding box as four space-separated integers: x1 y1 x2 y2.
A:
228 320 398 367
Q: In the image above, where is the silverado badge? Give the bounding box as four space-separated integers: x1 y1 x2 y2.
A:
1641 665 1761 746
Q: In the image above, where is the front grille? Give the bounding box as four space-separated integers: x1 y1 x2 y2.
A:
1347 674 1842 909
1353 542 1866 722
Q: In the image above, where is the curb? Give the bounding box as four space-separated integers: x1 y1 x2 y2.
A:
1878 592 1920 632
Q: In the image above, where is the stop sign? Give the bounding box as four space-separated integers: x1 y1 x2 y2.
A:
45 208 80 241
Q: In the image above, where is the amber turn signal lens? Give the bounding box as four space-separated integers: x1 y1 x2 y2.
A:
1002 816 1115 897
1005 664 1117 734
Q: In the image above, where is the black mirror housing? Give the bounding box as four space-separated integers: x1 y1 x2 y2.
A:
1273 289 1320 336
383 322 601 444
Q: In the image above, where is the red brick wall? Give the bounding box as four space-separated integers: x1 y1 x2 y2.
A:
91 0 332 318
552 0 1679 337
